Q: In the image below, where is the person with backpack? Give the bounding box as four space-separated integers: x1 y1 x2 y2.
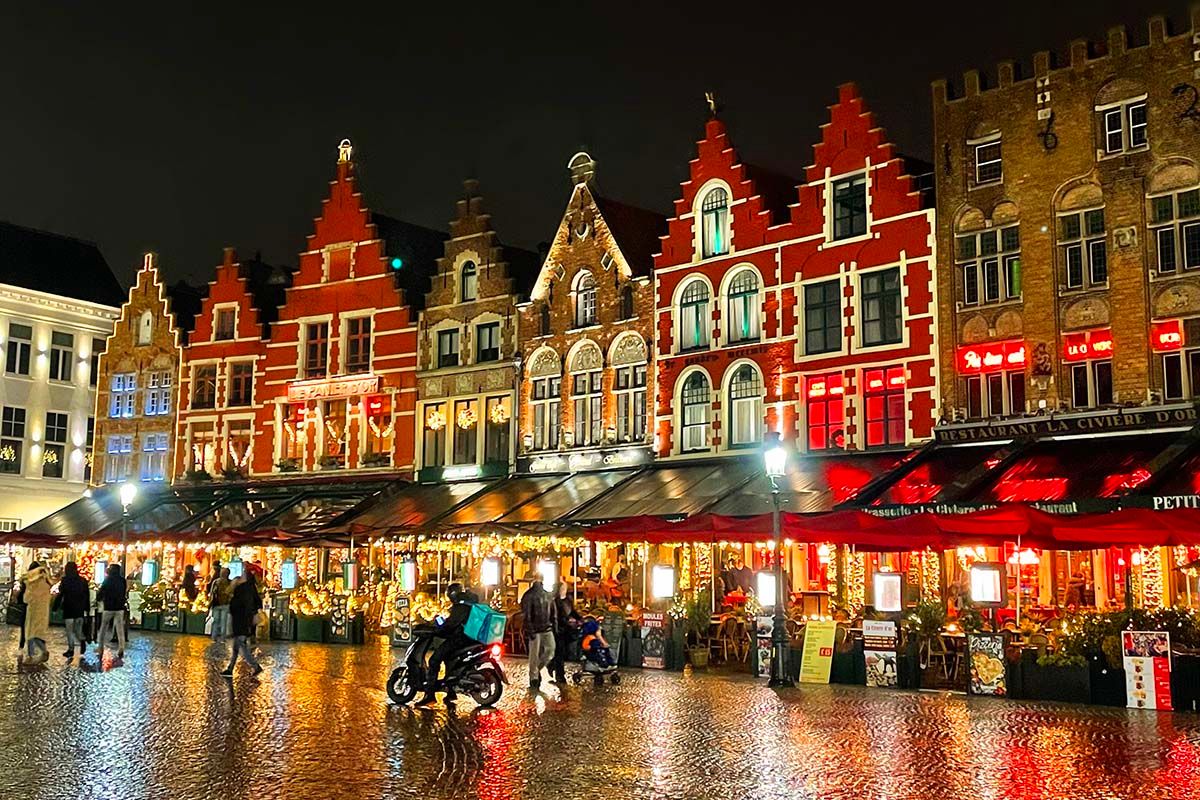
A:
208 567 233 643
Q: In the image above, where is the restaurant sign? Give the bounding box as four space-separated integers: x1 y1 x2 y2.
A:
934 404 1199 444
287 374 380 402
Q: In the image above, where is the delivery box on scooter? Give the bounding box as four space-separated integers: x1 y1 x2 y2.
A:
464 603 507 645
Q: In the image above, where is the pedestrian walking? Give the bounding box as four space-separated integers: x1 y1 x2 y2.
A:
549 581 581 684
18 561 52 665
208 567 233 642
519 575 557 689
56 562 90 661
221 570 263 677
95 564 128 661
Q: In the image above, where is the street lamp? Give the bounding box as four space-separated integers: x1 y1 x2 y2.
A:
763 432 793 688
119 482 137 577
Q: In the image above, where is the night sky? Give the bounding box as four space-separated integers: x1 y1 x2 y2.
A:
1 1 1191 287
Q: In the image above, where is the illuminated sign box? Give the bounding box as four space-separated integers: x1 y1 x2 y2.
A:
1152 319 1184 352
872 572 904 613
957 339 1026 375
1063 329 1113 362
287 374 381 402
969 563 1008 608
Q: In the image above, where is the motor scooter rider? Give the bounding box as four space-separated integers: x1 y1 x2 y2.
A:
415 582 477 706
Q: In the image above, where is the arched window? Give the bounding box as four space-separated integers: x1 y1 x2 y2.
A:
619 284 634 320
700 188 729 257
726 271 760 344
138 310 154 345
528 348 562 451
680 371 711 452
570 343 603 446
460 261 478 302
727 364 764 448
574 272 597 328
679 280 710 352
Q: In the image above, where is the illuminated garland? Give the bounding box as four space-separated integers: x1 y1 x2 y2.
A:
679 543 692 591
42 449 58 465
847 550 865 613
456 406 478 430
488 402 510 425
426 409 446 431
368 418 394 439
0 445 16 462
920 550 941 603
1141 547 1163 610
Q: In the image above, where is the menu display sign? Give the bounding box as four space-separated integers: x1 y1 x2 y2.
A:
969 563 1007 608
127 590 144 628
640 611 667 670
967 633 1007 696
1123 631 1173 711
799 620 837 684
863 620 898 688
871 572 903 613
755 616 773 679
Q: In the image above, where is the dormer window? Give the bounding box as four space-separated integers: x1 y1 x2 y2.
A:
574 271 597 328
461 261 478 302
832 175 867 240
214 308 235 341
700 187 730 257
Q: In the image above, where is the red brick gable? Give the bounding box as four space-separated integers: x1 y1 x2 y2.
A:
189 248 264 343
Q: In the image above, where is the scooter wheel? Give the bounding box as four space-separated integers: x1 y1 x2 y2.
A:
610 672 621 685
468 666 504 708
387 666 418 705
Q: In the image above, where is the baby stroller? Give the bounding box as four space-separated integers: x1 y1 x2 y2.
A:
571 617 621 686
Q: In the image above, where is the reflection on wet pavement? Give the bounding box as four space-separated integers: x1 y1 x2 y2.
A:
1 628 1198 799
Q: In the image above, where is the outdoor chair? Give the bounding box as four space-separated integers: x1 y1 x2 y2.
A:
709 616 740 663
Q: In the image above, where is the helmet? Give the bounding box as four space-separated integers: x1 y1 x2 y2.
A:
447 582 465 602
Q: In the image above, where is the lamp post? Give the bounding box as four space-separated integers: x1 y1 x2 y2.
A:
119 482 137 577
763 432 793 688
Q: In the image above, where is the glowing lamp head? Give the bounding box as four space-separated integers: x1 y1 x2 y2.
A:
481 557 501 587
400 559 417 593
763 432 787 479
490 643 503 658
119 482 138 509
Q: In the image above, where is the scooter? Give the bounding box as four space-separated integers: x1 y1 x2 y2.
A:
387 623 507 707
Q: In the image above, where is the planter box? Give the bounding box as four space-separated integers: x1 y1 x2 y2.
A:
1171 653 1200 712
270 610 296 642
140 611 161 631
297 615 325 643
899 638 922 689
1025 660 1090 704
183 611 209 636
831 640 865 685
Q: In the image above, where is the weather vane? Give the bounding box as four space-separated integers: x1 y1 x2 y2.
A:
705 91 719 118
338 138 353 163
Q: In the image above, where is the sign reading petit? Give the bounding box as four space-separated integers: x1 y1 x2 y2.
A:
287 374 380 402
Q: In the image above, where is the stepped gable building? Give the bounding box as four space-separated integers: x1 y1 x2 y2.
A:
932 11 1200 419
415 180 539 482
94 253 186 487
0 222 122 526
249 139 444 477
516 153 666 474
175 248 291 479
655 85 937 459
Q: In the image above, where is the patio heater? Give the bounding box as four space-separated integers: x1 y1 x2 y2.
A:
119 482 138 578
763 432 794 689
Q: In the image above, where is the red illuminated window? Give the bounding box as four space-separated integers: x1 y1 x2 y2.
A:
806 374 844 451
1152 319 1184 352
863 367 906 447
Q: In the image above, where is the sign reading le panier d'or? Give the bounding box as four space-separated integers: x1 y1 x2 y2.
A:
287 374 380 402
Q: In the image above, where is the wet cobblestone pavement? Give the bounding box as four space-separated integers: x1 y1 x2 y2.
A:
2 629 1199 800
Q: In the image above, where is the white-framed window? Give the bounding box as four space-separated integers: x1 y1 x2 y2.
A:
680 372 711 453
1163 348 1200 401
84 416 94 483
727 364 763 449
956 225 1021 305
700 187 730 257
48 332 74 383
726 270 760 344
104 434 133 483
483 395 511 465
452 399 479 465
138 310 154 345
860 268 902 347
965 371 1026 418
1101 98 1148 155
41 412 67 478
1150 188 1200 275
303 321 329 378
214 307 236 341
476 322 500 362
574 271 597 328
145 370 172 416
5 322 31 376
831 174 867 240
226 419 253 473
140 433 169 481
461 261 478 302
804 279 842 354
422 402 446 467
572 370 602 446
192 364 217 409
973 135 1002 185
1070 359 1114 409
345 316 371 373
1059 208 1107 289
227 362 253 406
531 376 561 450
678 280 710 352
109 373 137 418
0 406 25 475
437 328 460 368
615 364 647 443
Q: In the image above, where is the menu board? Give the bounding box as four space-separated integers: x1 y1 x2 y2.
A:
1123 631 1172 711
640 611 667 670
967 633 1007 696
755 616 774 679
799 620 837 684
863 620 898 688
390 595 412 647
126 590 144 628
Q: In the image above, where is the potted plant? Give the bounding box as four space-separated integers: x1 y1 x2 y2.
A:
220 466 245 481
683 590 712 668
318 455 342 470
183 468 212 482
276 458 300 472
360 452 390 468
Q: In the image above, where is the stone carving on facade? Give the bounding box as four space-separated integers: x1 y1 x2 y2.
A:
1113 226 1138 249
994 310 1024 338
610 332 647 366
960 314 990 344
454 374 474 394
1154 282 1200 317
422 377 444 398
1063 297 1110 330
570 341 603 372
484 370 508 389
528 347 561 378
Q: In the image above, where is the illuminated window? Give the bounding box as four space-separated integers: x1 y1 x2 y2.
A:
227 362 253 407
304 322 329 379
104 434 132 483
422 402 446 467
973 135 1002 185
572 370 602 446
192 365 217 409
322 399 347 466
863 367 906 447
48 332 74 383
574 272 597 328
461 261 478 302
189 422 216 474
484 396 511 464
5 323 31 376
679 280 710 352
145 370 172 416
956 225 1020 305
0 407 25 475
140 433 169 482
806 374 844 451
364 395 393 464
1059 208 1107 289
804 280 841 354
42 412 67 476
531 377 561 450
680 372 711 453
700 187 730 257
727 364 763 448
84 416 94 482
1150 188 1200 274
345 317 372 373
615 364 647 442
109 373 137 418
1100 98 1147 155
832 174 867 240
860 268 902 346
726 271 760 344
282 404 306 462
437 328 460 368
225 421 252 473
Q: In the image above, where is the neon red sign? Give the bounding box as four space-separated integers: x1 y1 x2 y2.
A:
956 339 1026 375
807 375 845 399
1152 319 1184 352
1063 329 1113 362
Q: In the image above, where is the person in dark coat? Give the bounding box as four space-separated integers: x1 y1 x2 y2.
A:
520 576 557 689
181 565 199 603
415 583 477 706
56 562 91 660
549 581 581 684
95 564 127 660
221 572 263 677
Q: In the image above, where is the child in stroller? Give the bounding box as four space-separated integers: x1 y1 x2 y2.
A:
572 616 620 686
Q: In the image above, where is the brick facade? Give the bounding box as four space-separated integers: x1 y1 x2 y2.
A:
415 180 536 480
516 154 664 473
932 12 1200 418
